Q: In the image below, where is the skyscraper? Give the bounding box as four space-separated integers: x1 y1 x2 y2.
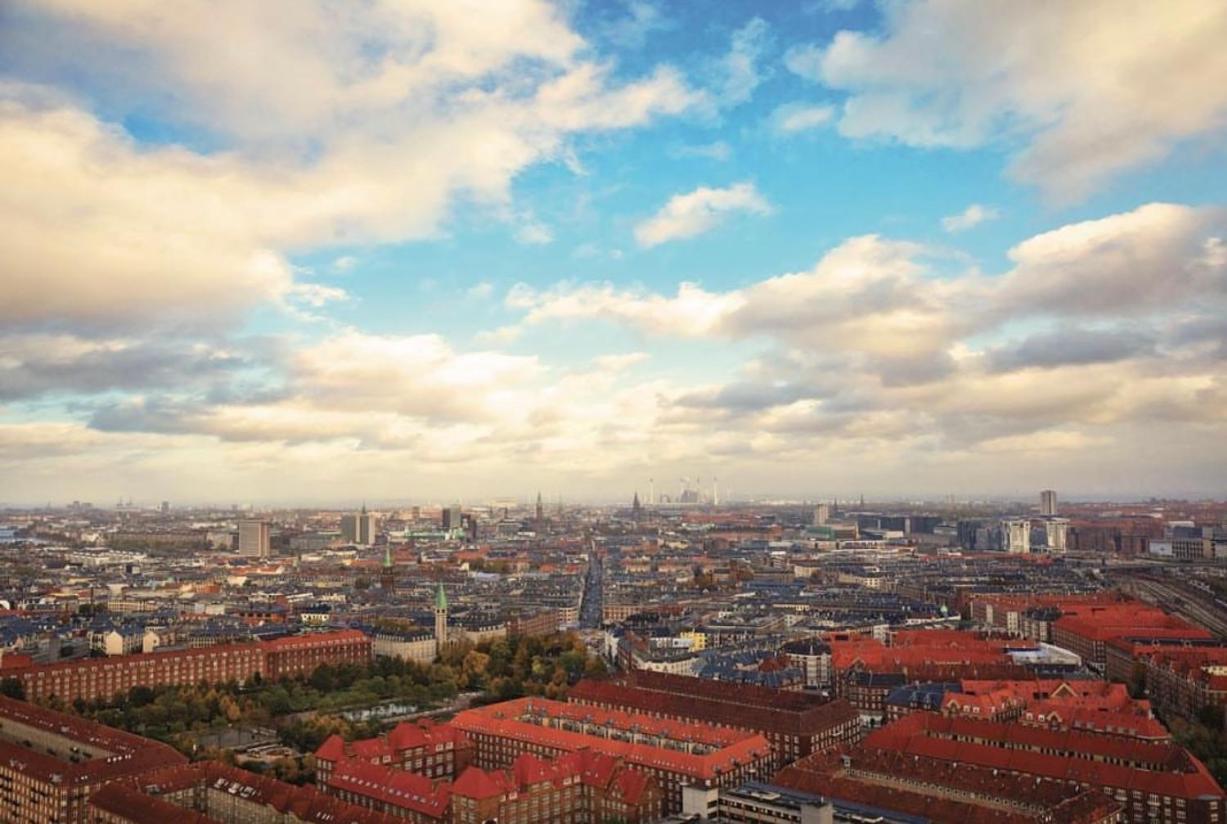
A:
1040 489 1058 517
1045 518 1069 552
1002 519 1031 554
442 506 462 530
237 519 270 558
341 504 378 546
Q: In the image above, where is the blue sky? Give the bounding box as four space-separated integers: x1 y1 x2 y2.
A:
1 0 1225 505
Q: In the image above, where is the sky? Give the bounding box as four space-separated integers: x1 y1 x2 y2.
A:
1 0 1226 506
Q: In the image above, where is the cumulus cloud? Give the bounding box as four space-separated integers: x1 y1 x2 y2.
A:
786 0 1227 199
942 204 999 233
0 334 262 401
498 201 1227 467
985 328 1157 372
634 182 772 247
0 2 704 332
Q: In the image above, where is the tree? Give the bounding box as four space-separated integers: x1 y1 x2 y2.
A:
0 678 24 700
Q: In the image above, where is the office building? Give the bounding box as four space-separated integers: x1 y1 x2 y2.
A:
1040 489 1058 516
237 518 270 557
342 504 379 546
1003 518 1031 554
442 506 462 530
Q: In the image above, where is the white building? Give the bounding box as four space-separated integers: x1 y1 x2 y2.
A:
1044 518 1069 552
1003 519 1031 554
237 519 270 557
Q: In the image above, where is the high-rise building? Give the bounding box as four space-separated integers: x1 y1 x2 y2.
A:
813 504 830 526
341 504 378 545
1002 518 1031 554
238 518 270 557
442 506 462 530
1045 518 1070 552
1040 489 1058 516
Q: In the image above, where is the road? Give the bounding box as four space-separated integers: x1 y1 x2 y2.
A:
579 544 603 628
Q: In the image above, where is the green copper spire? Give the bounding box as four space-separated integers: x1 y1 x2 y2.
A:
435 582 448 610
383 545 392 568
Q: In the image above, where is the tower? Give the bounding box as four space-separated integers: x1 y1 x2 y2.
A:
434 583 448 657
1040 489 1058 517
380 545 395 591
632 491 641 517
535 491 544 522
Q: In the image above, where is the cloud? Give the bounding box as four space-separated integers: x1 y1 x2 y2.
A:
0 3 705 332
786 0 1227 199
634 182 771 247
288 283 349 308
0 334 262 401
672 141 732 161
515 221 554 245
718 18 771 106
466 282 495 300
995 203 1227 317
601 2 673 49
942 204 999 233
985 328 1156 372
770 103 835 135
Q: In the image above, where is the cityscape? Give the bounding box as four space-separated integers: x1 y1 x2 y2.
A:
2 1 1227 824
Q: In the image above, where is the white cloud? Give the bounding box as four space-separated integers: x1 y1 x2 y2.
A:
515 221 554 245
466 282 495 300
770 103 835 135
289 283 349 308
0 2 705 331
942 204 999 233
719 18 771 106
634 182 772 247
672 141 732 161
601 1 672 49
787 0 1227 199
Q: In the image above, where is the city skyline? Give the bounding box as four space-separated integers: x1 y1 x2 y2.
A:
2 0 1226 503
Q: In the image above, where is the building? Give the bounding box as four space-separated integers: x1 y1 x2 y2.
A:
449 696 772 813
1041 489 1058 516
1123 644 1227 722
88 760 400 824
434 583 448 657
452 751 661 824
682 781 833 824
380 545 396 591
237 518 270 557
315 720 472 784
1003 518 1031 554
1045 517 1069 551
567 670 861 770
773 737 1123 823
2 629 371 703
342 505 379 546
369 627 437 665
1051 605 1214 671
0 694 187 824
442 507 462 530
823 711 1223 823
